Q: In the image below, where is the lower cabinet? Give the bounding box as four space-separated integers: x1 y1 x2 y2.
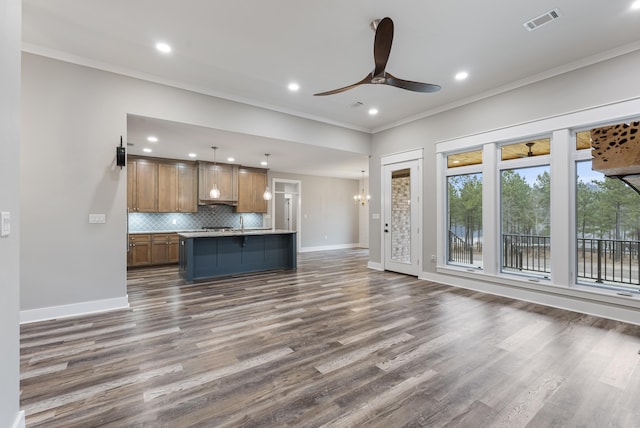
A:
128 233 179 267
128 234 152 267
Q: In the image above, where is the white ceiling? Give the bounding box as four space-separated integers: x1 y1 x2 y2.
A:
22 0 640 178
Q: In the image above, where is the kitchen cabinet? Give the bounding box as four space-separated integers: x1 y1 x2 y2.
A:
128 158 158 212
236 168 268 213
128 234 152 266
158 161 197 212
198 161 238 205
151 233 180 264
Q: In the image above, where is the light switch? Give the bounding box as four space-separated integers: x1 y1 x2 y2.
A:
89 213 106 224
1 212 10 237
372 213 380 220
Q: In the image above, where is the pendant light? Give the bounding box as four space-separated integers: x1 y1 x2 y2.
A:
263 153 273 201
209 146 221 199
354 170 370 206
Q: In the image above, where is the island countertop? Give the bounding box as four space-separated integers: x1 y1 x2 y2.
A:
178 229 295 238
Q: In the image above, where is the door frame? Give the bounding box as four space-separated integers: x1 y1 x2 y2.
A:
380 149 423 276
270 178 302 252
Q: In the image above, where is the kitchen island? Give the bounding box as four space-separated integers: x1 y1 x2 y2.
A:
178 229 296 282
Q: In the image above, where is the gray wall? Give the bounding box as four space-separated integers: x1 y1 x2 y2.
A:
369 49 640 266
268 171 359 249
20 53 370 315
1 0 22 425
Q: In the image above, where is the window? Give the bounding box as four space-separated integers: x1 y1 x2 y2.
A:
446 150 483 269
500 138 551 278
447 173 483 268
575 123 640 293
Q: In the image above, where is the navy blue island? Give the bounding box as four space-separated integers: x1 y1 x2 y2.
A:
178 229 297 282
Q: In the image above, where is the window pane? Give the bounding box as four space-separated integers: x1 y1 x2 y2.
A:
447 173 483 268
391 168 411 263
501 165 550 277
576 160 640 293
501 138 550 161
448 150 482 168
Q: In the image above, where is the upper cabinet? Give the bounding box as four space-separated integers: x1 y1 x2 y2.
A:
158 161 197 213
236 167 268 213
128 157 158 212
128 156 197 213
198 161 239 205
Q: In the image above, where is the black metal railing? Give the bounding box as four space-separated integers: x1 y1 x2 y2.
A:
448 230 474 265
577 238 640 287
502 233 550 274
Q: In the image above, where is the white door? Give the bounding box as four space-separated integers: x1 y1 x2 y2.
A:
383 159 422 276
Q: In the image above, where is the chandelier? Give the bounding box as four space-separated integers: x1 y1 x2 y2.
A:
354 170 370 206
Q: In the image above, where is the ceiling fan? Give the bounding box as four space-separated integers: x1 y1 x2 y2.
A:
314 17 441 96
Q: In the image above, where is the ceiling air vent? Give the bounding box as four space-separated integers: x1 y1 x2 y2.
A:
523 8 561 31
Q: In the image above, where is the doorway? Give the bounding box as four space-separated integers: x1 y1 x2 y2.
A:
271 179 301 251
382 151 422 276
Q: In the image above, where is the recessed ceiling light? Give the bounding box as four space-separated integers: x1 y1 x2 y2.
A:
288 82 300 91
143 148 152 153
147 136 158 142
368 108 378 116
188 153 197 158
227 157 235 162
155 42 172 53
455 71 469 81
632 1 640 10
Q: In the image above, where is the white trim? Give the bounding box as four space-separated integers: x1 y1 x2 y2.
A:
367 261 384 271
270 178 302 252
380 148 423 166
299 243 360 253
20 296 130 324
420 270 640 326
12 411 25 428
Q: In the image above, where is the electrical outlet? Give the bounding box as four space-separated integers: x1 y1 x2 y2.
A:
1 211 10 237
431 255 437 262
89 213 106 224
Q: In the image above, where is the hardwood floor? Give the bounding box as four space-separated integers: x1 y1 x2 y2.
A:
20 249 640 427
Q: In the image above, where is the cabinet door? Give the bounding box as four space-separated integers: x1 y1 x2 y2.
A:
237 169 268 213
128 235 152 266
151 239 170 264
158 163 178 212
252 171 268 213
134 160 158 212
177 164 198 212
168 235 180 263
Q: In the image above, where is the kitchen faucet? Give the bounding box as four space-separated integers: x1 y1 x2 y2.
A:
239 215 244 232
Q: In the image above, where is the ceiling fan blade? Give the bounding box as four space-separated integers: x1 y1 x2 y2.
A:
313 75 371 96
373 17 393 76
385 72 441 93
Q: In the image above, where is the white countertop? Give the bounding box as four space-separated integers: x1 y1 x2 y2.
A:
178 229 296 238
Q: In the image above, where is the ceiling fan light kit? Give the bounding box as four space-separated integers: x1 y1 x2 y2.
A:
314 17 441 96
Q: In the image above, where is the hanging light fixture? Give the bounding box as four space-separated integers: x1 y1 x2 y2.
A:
209 146 221 199
354 170 370 206
263 153 273 201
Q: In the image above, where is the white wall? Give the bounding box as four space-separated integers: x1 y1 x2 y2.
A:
1 0 24 426
20 53 370 319
268 171 360 251
369 49 640 323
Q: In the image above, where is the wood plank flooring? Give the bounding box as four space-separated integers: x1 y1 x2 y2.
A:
20 249 640 427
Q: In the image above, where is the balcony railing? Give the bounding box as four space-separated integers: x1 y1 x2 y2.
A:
448 232 640 292
577 238 640 288
502 233 550 274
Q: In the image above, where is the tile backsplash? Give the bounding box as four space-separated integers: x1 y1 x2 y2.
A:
128 205 264 232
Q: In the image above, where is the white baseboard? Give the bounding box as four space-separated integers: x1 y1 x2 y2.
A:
20 295 129 324
419 271 640 326
12 410 25 428
367 261 384 271
299 243 359 253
